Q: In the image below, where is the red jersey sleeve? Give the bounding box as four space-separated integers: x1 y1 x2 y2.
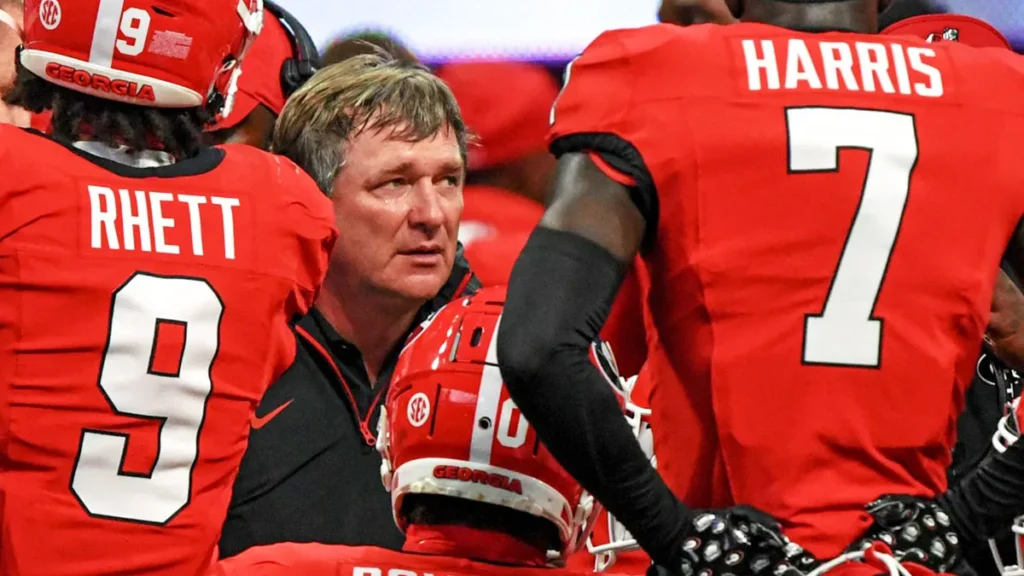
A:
549 24 693 248
269 154 338 314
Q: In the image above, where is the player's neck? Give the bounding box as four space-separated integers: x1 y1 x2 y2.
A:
316 283 420 383
741 0 877 34
403 523 550 567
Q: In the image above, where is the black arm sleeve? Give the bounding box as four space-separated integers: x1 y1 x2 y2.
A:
497 226 691 567
939 431 1024 543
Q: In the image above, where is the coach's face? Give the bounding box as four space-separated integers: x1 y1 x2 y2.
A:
0 6 29 128
330 123 464 303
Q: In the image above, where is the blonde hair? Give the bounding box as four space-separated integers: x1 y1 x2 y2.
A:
272 53 467 194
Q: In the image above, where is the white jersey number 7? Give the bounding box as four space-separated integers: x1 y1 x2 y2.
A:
787 107 918 368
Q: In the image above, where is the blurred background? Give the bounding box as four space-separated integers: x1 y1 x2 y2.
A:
280 0 1024 65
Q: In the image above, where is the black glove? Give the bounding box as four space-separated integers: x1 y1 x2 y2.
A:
648 505 819 576
846 495 972 575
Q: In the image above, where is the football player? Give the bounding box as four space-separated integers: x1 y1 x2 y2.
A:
496 1 1024 575
0 0 336 573
205 0 319 149
878 16 1024 576
211 287 800 575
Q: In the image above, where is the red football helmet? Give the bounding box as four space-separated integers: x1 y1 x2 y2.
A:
881 14 1011 49
20 0 263 111
377 286 614 563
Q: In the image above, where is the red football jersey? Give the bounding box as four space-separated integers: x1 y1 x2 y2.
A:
210 542 632 576
0 127 336 575
550 23 1024 558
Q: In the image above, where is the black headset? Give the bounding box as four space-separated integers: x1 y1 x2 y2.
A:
263 0 320 97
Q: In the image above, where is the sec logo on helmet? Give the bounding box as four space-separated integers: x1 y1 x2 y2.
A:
407 392 431 428
39 0 61 30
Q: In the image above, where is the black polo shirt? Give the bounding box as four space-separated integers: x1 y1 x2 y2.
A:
219 249 479 558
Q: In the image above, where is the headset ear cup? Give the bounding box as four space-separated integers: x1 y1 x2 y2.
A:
279 58 317 98
264 0 319 98
297 61 318 83
279 59 301 97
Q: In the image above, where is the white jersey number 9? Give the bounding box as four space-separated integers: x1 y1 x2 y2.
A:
71 273 222 524
90 0 152 65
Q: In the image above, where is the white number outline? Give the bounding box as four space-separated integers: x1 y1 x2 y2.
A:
116 7 151 57
469 315 535 464
70 272 223 525
495 398 528 449
89 0 151 66
787 107 919 368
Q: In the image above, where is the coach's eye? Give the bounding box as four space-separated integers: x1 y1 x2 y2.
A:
383 178 406 188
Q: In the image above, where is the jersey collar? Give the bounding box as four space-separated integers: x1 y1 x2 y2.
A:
73 140 176 168
403 523 550 568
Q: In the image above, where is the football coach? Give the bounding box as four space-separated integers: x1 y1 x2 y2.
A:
218 53 479 557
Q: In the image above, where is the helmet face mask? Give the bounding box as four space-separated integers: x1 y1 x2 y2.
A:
377 287 612 564
585 372 656 572
990 398 1024 576
19 0 264 112
990 519 1024 576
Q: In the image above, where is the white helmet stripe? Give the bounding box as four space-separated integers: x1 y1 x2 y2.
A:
89 0 126 68
469 315 503 465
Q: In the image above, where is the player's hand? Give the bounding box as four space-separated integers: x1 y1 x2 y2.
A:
648 505 819 576
847 495 968 575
